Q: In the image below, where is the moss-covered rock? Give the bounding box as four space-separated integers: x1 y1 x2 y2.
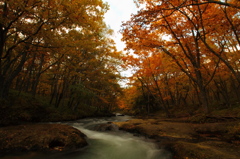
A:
114 118 240 159
171 141 240 159
0 124 88 156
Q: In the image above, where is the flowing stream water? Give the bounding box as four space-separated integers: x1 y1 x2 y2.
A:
3 116 172 159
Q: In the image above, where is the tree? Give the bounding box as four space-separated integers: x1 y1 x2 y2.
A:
134 0 240 9
122 0 240 114
0 0 109 98
0 0 125 117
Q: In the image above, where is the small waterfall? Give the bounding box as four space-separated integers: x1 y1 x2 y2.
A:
60 117 172 159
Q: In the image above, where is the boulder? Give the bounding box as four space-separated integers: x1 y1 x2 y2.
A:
0 124 88 155
94 122 119 131
115 113 125 116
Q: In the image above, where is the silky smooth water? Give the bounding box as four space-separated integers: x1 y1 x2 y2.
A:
2 116 172 159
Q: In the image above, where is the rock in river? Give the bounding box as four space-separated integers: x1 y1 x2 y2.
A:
94 122 119 131
0 124 88 155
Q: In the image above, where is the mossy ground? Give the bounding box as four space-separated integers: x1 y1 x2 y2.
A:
0 90 112 126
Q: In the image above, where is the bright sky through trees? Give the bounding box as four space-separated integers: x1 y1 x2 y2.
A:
103 0 138 52
102 0 138 80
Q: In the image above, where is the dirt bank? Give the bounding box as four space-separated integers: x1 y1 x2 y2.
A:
113 118 240 159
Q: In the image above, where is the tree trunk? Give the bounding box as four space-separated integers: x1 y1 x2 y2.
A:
0 51 28 98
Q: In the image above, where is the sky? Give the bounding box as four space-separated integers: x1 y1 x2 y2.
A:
102 0 138 52
102 0 138 80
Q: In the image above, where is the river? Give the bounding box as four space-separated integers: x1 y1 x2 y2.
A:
3 116 172 159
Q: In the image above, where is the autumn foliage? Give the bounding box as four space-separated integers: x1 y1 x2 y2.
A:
121 0 240 116
0 0 123 115
1 0 240 119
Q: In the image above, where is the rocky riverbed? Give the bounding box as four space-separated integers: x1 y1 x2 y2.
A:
113 118 240 159
0 124 87 157
1 116 239 159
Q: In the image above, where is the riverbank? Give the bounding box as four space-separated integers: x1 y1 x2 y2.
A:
0 91 114 126
113 116 240 159
0 124 88 157
0 91 114 157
